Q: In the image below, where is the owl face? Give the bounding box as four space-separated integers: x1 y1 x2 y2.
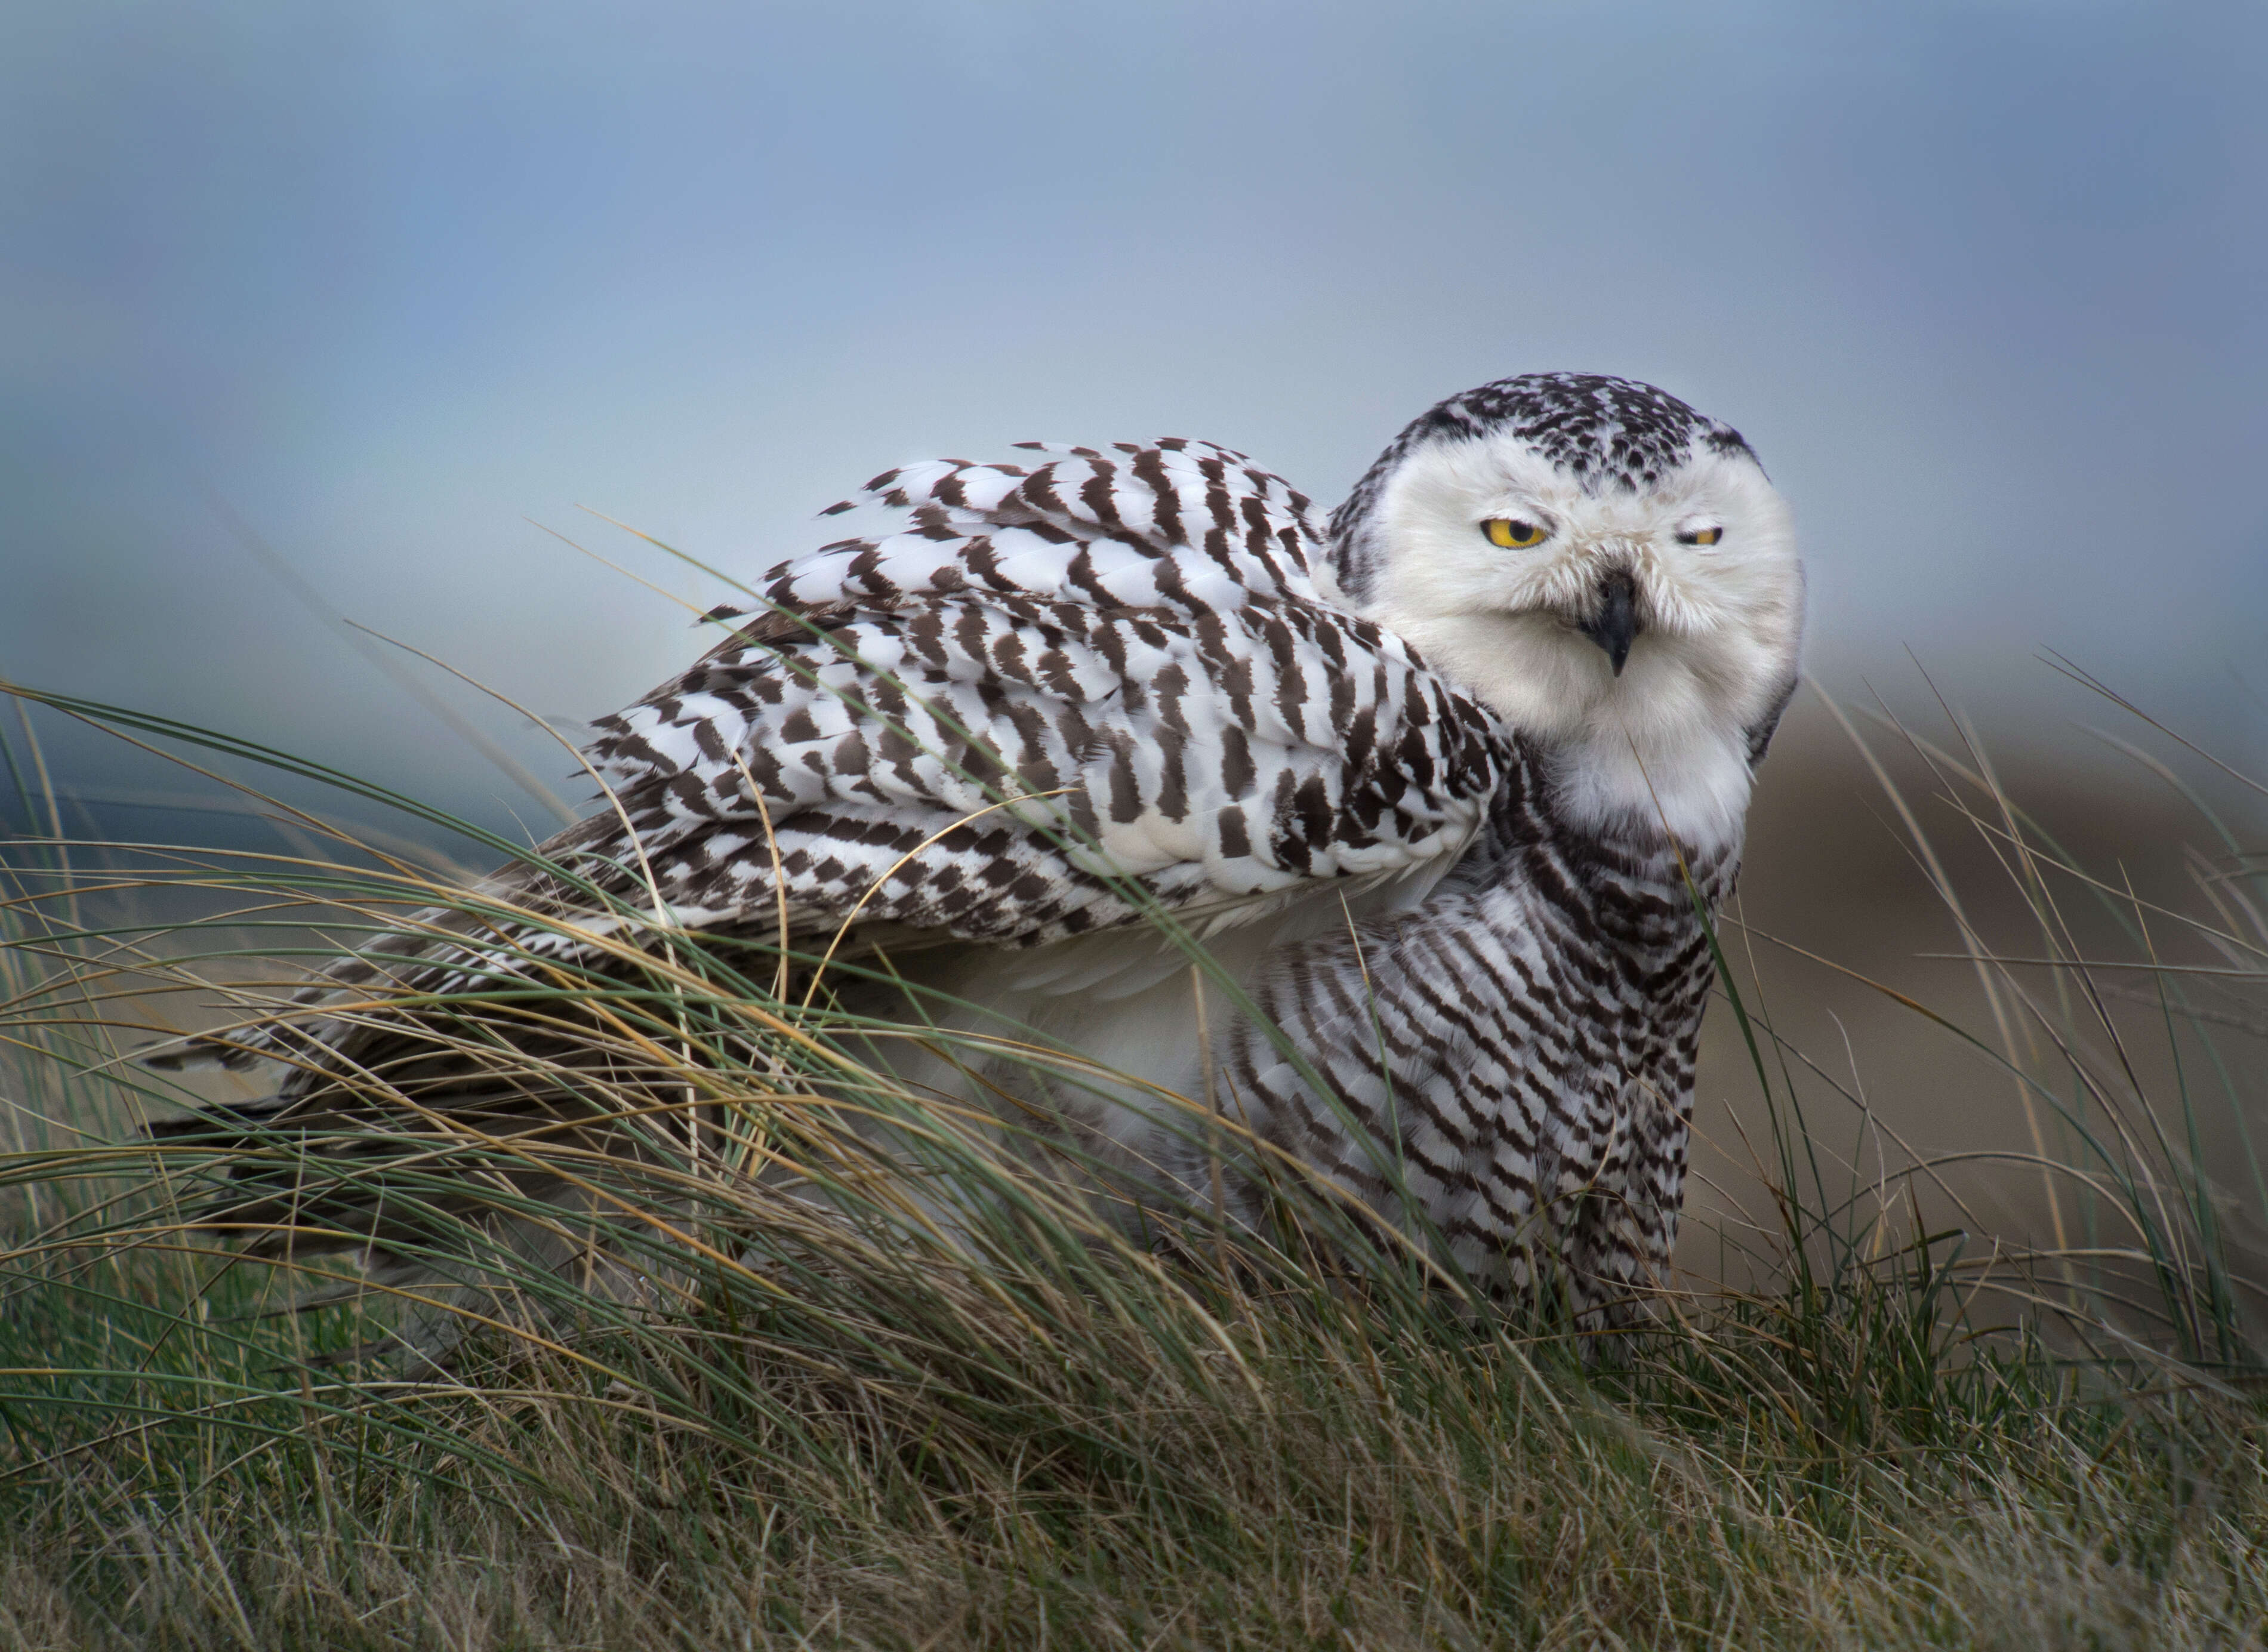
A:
1330 375 1805 844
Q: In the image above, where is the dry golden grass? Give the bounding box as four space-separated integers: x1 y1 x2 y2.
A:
0 674 2263 1649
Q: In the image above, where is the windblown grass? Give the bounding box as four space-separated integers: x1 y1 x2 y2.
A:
0 676 2263 1650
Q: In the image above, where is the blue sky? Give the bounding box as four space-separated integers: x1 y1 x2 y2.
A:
4 1 2262 832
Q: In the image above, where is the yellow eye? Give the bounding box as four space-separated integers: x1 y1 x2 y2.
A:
1678 526 1723 547
1483 518 1546 549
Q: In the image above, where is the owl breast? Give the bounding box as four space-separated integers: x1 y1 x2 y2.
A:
1222 766 1734 1313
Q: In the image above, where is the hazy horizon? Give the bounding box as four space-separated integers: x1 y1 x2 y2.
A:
5 1 2263 840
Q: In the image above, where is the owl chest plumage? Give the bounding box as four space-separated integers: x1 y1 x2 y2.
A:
1228 765 1735 1298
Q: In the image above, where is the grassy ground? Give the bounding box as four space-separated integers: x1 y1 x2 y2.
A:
0 681 2263 1650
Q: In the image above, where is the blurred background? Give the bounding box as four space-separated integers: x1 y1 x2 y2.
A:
4 0 2264 1279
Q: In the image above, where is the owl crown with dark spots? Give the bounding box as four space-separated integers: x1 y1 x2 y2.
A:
1327 373 1759 605
1410 372 1751 490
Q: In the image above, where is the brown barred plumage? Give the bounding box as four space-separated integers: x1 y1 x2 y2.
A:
1228 765 1734 1313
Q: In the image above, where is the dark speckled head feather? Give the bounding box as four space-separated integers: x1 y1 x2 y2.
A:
1327 373 1756 602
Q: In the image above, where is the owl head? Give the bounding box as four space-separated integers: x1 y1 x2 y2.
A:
1326 373 1805 848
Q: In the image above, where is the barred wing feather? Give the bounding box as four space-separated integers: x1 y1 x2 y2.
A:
160 439 1511 1074
578 438 1511 948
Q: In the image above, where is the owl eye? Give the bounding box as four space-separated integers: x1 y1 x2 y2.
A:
1678 526 1723 547
1482 519 1547 549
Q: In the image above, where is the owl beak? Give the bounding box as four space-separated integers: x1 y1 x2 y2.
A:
1578 571 1640 676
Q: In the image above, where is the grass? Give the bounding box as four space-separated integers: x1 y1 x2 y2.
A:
0 674 2263 1649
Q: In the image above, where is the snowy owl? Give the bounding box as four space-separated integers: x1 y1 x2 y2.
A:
158 373 1804 1320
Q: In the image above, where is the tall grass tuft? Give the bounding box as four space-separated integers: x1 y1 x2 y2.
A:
0 677 2263 1649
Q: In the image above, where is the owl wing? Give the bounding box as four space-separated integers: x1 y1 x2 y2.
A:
155 439 1511 1077
574 438 1511 948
